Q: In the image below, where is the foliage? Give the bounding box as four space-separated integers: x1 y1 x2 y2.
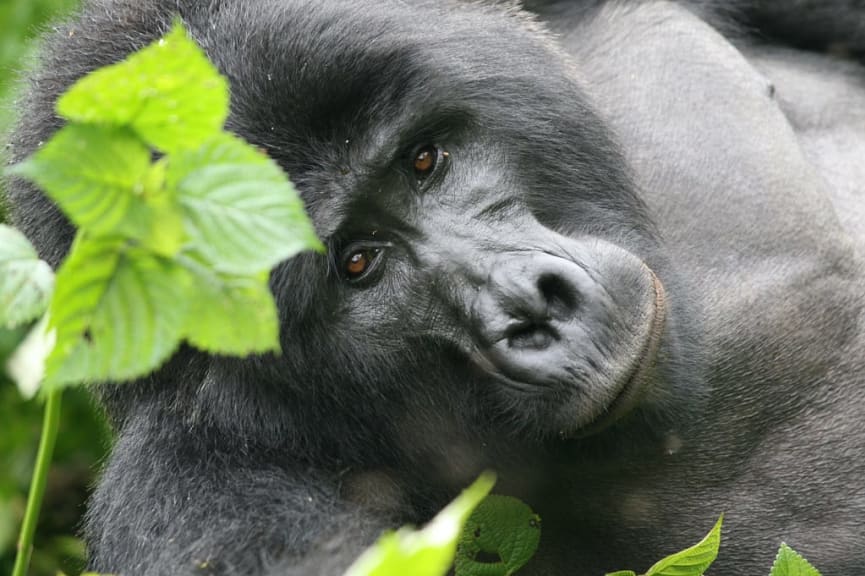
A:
1 3 89 574
0 225 54 330
2 19 319 576
6 22 322 391
769 543 822 576
455 495 541 576
605 516 722 576
0 385 108 576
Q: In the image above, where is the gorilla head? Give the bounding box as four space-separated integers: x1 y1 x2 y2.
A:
172 0 696 456
10 0 699 496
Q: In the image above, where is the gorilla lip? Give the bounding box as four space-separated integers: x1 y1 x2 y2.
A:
576 269 667 436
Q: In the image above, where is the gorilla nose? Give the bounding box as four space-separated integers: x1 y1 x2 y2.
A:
466 241 662 430
471 251 612 388
502 271 580 351
473 253 586 354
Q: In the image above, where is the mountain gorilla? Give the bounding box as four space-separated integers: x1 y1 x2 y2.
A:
5 0 865 574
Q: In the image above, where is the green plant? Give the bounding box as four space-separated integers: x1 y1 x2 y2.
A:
2 22 319 576
769 543 822 576
345 474 497 576
455 495 541 576
605 516 722 576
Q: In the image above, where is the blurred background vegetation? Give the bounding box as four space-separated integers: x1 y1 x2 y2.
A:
1 1 111 575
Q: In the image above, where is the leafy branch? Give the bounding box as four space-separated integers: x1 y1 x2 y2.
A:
3 22 320 576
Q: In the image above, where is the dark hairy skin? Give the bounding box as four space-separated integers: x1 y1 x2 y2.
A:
5 0 865 574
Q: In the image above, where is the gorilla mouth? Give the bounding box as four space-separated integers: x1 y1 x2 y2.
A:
575 270 667 435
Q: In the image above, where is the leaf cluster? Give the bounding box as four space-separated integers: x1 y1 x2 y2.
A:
5 23 321 390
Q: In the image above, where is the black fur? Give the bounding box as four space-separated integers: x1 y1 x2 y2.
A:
4 1 865 574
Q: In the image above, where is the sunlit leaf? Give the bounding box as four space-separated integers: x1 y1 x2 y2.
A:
344 473 497 576
6 125 149 234
181 257 280 355
117 173 186 259
644 516 723 576
9 22 321 389
769 543 821 576
56 22 228 153
45 237 190 387
169 132 322 275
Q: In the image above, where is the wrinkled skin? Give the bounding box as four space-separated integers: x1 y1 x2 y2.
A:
4 0 865 574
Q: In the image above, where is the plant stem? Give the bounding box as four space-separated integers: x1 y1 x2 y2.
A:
12 388 63 576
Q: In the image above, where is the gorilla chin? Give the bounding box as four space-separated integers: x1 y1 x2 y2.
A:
468 237 667 438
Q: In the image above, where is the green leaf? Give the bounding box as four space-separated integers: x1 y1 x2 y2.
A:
56 22 229 153
169 132 323 275
0 224 54 328
116 164 187 258
644 515 723 576
45 236 190 387
7 125 150 234
180 257 280 355
769 543 821 576
455 495 541 576
606 572 638 576
345 473 497 576
120 198 186 258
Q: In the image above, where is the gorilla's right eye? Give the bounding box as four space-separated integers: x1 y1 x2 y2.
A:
413 145 439 180
341 245 384 282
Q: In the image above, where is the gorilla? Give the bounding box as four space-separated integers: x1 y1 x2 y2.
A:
5 0 865 574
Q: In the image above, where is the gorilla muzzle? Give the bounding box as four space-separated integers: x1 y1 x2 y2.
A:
465 238 666 432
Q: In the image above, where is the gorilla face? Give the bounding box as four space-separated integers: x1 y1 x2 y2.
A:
9 0 694 459
302 134 667 438
192 0 681 442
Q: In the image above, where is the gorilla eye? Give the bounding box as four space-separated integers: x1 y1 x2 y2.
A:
343 247 382 281
413 145 438 179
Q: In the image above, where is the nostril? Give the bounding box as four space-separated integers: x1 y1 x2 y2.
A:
537 273 578 318
505 321 558 350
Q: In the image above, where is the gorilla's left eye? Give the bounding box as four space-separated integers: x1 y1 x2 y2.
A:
413 145 439 179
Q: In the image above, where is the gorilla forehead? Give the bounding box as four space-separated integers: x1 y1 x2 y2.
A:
189 0 646 238
182 0 655 319
195 0 579 167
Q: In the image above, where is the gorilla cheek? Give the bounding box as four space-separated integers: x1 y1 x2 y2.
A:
469 240 666 436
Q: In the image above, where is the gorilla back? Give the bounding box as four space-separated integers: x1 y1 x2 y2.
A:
5 0 865 574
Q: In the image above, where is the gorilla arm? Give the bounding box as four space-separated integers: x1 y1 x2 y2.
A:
85 403 390 576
